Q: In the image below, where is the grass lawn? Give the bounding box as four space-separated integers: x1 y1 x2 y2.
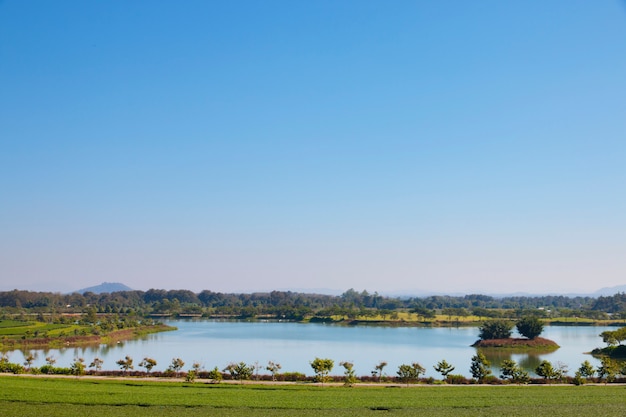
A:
0 320 79 337
1 375 625 416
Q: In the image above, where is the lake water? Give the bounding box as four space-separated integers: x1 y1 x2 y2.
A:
5 320 617 378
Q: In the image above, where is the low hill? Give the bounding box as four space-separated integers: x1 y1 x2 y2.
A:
75 282 133 294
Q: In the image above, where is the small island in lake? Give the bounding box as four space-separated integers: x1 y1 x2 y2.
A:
472 336 559 349
471 317 559 350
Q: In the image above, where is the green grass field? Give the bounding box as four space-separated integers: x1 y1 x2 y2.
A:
1 376 625 416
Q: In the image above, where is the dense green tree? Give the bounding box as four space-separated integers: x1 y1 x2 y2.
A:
597 357 620 383
478 320 513 340
600 327 626 346
578 360 595 379
574 360 596 384
499 359 529 384
396 362 425 386
469 353 492 382
310 357 334 385
535 360 559 383
207 366 223 383
516 316 544 339
223 362 254 383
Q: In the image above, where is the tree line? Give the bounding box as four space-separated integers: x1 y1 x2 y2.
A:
0 288 623 320
2 351 625 386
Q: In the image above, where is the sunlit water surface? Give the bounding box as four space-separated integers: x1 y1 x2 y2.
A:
5 320 617 378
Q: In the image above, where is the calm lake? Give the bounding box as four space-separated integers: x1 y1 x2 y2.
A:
6 320 617 378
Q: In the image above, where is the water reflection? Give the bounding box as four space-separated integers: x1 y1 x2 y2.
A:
478 349 552 376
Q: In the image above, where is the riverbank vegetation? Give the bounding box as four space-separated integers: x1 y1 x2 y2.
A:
1 288 625 327
0 315 174 350
2 375 626 417
2 349 626 386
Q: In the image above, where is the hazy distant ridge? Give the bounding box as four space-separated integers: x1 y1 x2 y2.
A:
71 282 626 297
76 282 133 294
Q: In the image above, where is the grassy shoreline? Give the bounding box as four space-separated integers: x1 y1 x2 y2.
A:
0 323 175 350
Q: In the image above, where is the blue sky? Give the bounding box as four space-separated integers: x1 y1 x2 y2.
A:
1 0 625 295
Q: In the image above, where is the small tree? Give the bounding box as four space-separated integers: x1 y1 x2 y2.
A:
23 352 35 371
310 357 334 385
185 362 201 383
499 359 529 384
266 361 282 381
44 356 56 374
372 361 387 382
478 320 513 340
116 355 133 374
535 360 559 383
598 357 619 384
139 357 157 374
574 361 594 386
396 362 425 386
434 359 455 380
578 360 595 380
516 316 544 339
339 361 357 387
207 366 223 383
600 327 626 347
600 330 619 347
89 357 104 372
70 357 86 377
167 357 185 377
469 353 492 382
223 362 254 383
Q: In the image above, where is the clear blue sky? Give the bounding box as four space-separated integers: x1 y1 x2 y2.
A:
1 0 625 295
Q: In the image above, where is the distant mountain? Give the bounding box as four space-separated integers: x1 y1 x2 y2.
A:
383 285 626 299
592 285 626 297
75 282 133 294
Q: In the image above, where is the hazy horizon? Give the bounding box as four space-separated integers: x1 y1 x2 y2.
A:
1 1 625 296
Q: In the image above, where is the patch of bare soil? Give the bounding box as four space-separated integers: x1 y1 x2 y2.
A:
472 337 559 348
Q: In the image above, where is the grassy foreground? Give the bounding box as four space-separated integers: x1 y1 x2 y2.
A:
1 376 625 416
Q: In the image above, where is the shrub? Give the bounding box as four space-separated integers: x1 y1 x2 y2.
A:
279 372 307 382
446 374 470 384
